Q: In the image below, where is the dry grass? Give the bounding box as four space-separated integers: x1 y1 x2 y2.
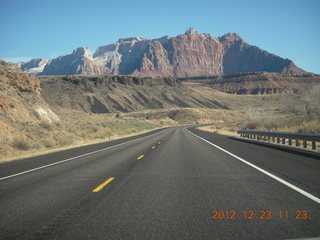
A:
198 125 238 137
11 138 32 151
0 107 162 162
0 126 166 163
0 106 247 162
277 121 320 134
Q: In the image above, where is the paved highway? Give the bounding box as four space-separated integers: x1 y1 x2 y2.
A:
0 126 319 240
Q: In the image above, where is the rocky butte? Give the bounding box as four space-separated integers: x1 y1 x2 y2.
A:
18 28 305 77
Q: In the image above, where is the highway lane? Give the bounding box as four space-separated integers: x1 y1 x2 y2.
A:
0 126 319 239
0 127 168 179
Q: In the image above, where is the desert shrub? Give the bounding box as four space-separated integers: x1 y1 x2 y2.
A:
284 95 301 115
263 121 278 130
0 145 8 156
304 85 320 120
111 120 155 133
296 121 320 134
65 119 155 140
246 108 259 121
244 121 261 130
55 135 74 147
100 122 111 128
12 138 31 150
42 138 54 148
39 121 52 130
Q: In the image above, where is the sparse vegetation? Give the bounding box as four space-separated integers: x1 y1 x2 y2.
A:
12 138 32 151
244 121 261 130
304 85 320 121
42 137 55 148
296 121 320 134
39 121 52 130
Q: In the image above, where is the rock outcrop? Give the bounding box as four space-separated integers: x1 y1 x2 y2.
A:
19 58 50 75
0 60 41 93
41 47 107 75
85 29 224 77
19 28 307 76
219 33 305 74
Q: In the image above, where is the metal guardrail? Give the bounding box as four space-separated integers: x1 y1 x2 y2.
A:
237 130 320 151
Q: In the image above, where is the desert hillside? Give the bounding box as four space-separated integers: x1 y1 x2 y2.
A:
1 59 318 162
39 74 228 113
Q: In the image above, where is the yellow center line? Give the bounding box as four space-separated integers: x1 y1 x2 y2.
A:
152 146 156 149
92 177 115 193
137 154 144 160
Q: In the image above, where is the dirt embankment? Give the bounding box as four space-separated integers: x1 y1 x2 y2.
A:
181 72 320 94
39 75 229 113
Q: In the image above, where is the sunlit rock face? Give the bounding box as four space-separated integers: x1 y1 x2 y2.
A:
19 29 306 76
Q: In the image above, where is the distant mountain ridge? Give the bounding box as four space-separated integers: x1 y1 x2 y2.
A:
17 28 306 77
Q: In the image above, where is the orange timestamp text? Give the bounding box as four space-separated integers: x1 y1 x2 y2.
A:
210 210 309 220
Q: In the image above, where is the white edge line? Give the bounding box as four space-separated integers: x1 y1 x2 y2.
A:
186 129 320 205
0 129 166 181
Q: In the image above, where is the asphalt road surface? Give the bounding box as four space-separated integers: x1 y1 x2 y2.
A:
0 126 319 240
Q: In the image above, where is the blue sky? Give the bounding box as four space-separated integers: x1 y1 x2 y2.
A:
0 0 319 73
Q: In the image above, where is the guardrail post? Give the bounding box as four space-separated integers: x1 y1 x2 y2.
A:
303 140 307 149
312 141 316 150
237 131 319 152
